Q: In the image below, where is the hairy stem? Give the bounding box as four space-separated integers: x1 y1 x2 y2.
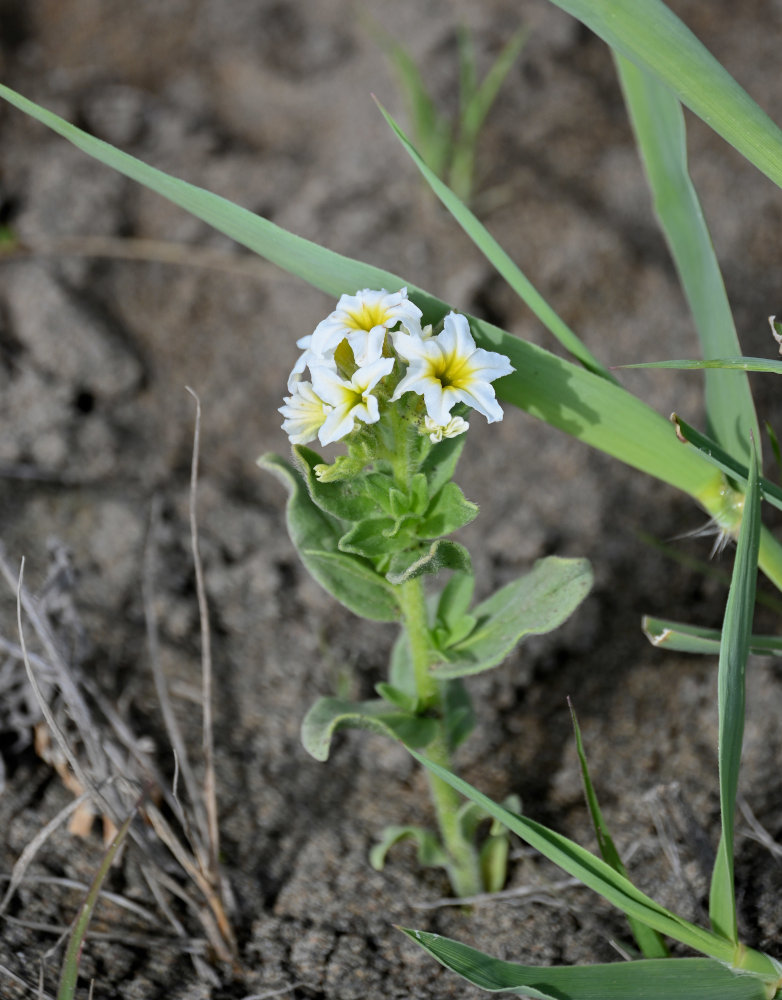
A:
398 576 483 897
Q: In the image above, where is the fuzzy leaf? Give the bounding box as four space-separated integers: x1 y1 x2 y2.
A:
437 572 476 627
419 482 479 537
419 432 469 495
389 629 416 697
259 454 399 621
301 697 437 762
386 540 472 585
375 682 418 713
338 517 415 561
292 445 377 521
432 557 592 678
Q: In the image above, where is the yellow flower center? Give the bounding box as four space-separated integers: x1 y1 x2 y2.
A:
434 352 471 388
344 302 391 331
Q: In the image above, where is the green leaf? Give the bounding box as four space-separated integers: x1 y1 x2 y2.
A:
373 27 452 180
443 679 475 753
292 445 378 521
642 617 782 657
389 629 416 698
432 557 592 678
0 84 730 506
710 438 761 943
370 825 448 872
338 517 415 561
542 0 782 192
620 358 782 375
418 482 479 537
436 571 475 628
386 539 472 586
259 454 400 621
615 56 759 463
7 84 782 583
406 750 778 971
376 99 614 381
301 696 437 762
375 682 419 713
400 931 772 1000
479 832 512 895
671 416 782 513
450 26 528 202
570 701 668 959
419 433 468 496
58 808 136 1000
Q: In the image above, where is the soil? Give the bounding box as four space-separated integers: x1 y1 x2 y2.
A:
1 1 782 998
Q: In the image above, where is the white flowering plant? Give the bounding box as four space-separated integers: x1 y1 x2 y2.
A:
262 287 592 897
6 0 782 993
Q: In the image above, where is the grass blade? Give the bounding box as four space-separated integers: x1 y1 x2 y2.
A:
615 56 759 462
671 415 782 514
375 99 615 382
58 808 136 1000
643 616 782 657
373 28 451 180
400 931 772 999
5 83 782 588
450 27 528 201
408 750 781 981
0 84 734 499
709 438 761 942
569 701 668 958
544 0 782 190
408 753 736 964
620 358 782 374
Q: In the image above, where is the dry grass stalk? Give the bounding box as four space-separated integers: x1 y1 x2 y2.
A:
0 390 239 989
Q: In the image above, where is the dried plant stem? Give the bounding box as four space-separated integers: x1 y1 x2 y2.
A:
185 388 221 891
142 497 208 859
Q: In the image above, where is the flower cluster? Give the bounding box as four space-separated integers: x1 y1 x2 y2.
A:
280 288 514 450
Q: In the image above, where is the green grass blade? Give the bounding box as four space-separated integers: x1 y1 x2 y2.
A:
569 701 668 958
615 56 759 462
6 83 782 589
400 931 772 999
766 421 782 478
408 752 739 963
58 808 135 1000
709 438 761 943
643 616 782 656
375 99 616 382
450 27 527 200
0 83 721 494
544 0 782 190
671 415 782 514
463 27 527 140
620 358 782 374
379 34 452 179
0 83 410 303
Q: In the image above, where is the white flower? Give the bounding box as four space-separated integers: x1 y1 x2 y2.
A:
310 287 423 365
279 381 333 445
311 356 394 445
424 414 470 443
392 312 514 424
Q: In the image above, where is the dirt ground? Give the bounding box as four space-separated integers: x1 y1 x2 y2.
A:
1 1 782 997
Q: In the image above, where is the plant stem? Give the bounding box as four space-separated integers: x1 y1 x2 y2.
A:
398 576 483 897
